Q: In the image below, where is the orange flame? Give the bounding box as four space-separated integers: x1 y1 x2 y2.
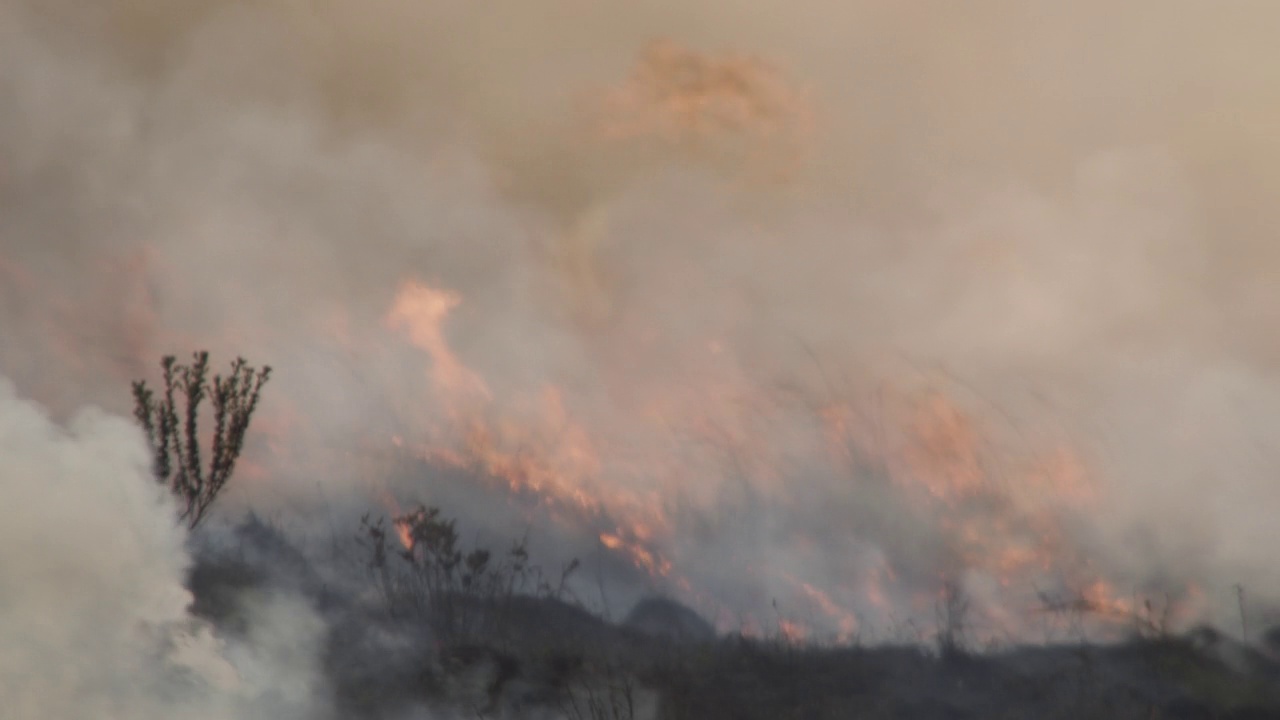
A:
776 618 808 644
386 282 491 406
800 582 859 640
382 279 673 580
359 275 1197 642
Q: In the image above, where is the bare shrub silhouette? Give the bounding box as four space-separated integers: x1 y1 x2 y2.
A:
936 577 972 661
361 504 580 645
132 351 271 529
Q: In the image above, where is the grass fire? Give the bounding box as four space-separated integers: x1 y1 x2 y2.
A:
5 1 1280 717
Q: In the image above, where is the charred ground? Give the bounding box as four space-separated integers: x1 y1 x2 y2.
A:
187 511 1280 720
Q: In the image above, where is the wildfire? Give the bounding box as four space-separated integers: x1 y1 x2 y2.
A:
386 282 491 406
4 22 1227 654
366 274 1200 642
382 494 415 551
799 581 860 640
902 391 988 502
1080 579 1135 619
600 531 672 577
776 618 809 644
595 38 814 182
11 247 1194 644
380 278 672 581
0 246 165 411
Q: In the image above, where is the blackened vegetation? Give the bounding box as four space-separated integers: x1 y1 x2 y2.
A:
132 351 271 529
186 512 327 634
179 507 1280 720
360 504 588 650
129 359 1280 717
652 636 1280 720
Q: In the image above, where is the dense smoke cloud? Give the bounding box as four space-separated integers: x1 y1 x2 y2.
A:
5 0 1280 641
0 375 328 718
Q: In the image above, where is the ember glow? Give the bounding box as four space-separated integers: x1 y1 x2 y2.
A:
6 0 1280 659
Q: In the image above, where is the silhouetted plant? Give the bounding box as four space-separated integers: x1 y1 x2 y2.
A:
936 578 971 661
132 351 272 529
561 660 641 720
360 504 580 645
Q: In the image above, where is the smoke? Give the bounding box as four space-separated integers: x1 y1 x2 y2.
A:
5 0 1280 640
0 375 328 718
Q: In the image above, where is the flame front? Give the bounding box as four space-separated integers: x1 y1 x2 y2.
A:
381 278 674 583
366 274 1194 644
0 32 1217 648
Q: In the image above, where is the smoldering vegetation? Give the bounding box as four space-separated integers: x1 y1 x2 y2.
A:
183 496 1280 720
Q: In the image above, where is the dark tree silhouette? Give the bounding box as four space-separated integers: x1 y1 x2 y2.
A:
132 351 271 529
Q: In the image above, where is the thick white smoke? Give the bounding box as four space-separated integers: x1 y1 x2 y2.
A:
0 375 328 719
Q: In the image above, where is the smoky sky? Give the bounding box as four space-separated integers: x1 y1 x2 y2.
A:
5 0 1280 637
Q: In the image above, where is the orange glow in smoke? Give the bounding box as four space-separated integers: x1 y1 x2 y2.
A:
902 391 988 502
600 531 672 577
386 282 491 406
382 278 672 580
369 274 1199 642
368 480 414 550
1 28 1222 648
1080 579 1134 618
777 618 808 644
800 581 859 640
595 38 815 182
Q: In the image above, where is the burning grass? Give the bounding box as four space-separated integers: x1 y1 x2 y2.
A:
359 276 1205 647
